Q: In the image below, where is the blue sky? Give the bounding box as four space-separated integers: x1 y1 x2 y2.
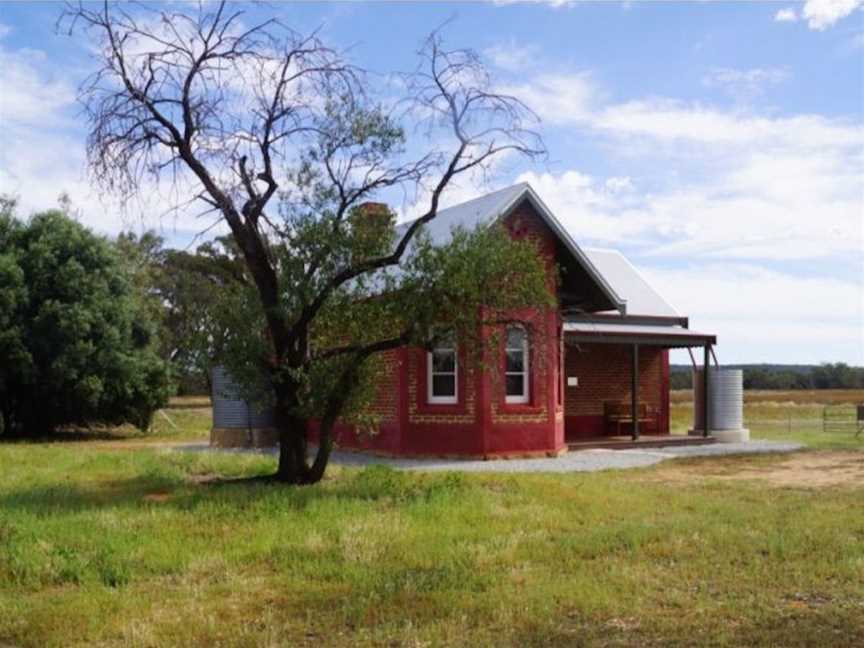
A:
0 0 862 365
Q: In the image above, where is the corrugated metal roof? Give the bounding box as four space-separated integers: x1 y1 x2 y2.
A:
582 248 679 318
394 183 625 313
564 321 715 346
395 183 529 245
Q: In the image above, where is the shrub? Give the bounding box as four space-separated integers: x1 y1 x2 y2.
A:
0 204 173 436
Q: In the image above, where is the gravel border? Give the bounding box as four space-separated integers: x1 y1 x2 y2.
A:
177 440 805 474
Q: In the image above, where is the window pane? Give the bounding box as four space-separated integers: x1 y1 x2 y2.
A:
506 350 524 372
506 327 525 349
506 374 525 397
432 375 456 397
432 349 455 372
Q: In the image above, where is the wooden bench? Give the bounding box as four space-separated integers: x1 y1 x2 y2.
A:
603 401 658 436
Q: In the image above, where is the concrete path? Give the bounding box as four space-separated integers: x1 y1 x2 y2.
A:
178 440 804 474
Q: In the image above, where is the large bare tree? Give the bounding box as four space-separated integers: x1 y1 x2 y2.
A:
64 1 549 483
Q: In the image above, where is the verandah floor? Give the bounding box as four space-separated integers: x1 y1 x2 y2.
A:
567 434 716 451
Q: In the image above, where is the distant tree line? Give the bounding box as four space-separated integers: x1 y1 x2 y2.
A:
670 363 864 390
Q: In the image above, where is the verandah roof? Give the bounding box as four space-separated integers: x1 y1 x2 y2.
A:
563 321 716 348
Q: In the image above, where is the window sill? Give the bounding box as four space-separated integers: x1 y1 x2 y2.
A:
498 402 544 415
415 401 469 416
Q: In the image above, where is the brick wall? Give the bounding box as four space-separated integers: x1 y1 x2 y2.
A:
563 342 668 436
366 349 401 424
332 197 593 456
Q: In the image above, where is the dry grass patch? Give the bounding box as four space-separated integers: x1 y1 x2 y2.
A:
671 388 864 405
168 395 212 409
644 450 864 489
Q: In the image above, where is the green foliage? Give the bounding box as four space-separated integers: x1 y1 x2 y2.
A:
115 232 248 395
217 194 554 427
0 204 173 435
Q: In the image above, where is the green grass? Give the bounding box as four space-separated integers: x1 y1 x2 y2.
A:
671 400 864 450
1 440 862 647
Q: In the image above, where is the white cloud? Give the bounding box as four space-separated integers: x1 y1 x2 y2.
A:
645 264 864 364
0 45 75 126
499 72 599 124
774 8 799 23
475 68 863 267
604 176 634 194
517 170 655 244
483 41 539 72
518 146 863 264
702 67 790 98
775 1 863 30
516 166 863 362
0 37 215 238
592 99 861 149
802 0 862 30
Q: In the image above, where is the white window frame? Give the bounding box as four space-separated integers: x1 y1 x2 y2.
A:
505 326 530 404
427 340 458 404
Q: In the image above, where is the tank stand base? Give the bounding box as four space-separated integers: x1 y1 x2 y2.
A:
211 427 279 448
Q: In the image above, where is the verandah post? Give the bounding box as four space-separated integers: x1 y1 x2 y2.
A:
631 343 639 441
702 344 710 438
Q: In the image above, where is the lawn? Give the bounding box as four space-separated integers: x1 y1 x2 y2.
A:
1 396 862 647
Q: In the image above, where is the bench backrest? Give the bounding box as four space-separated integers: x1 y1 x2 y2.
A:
604 401 650 417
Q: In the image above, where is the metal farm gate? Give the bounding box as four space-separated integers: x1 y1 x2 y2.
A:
822 404 864 437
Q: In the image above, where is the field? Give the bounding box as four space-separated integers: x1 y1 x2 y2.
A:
670 388 864 405
0 392 862 647
671 388 864 450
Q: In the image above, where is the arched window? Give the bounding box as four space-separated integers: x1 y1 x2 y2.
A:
428 335 458 404
505 326 529 404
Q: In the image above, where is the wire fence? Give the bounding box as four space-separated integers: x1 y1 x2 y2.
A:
739 405 864 436
822 405 864 436
671 402 864 439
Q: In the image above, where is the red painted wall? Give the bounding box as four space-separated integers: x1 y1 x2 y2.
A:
325 199 566 458
320 198 670 456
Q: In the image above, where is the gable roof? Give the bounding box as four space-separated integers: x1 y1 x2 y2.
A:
397 183 626 314
582 248 679 318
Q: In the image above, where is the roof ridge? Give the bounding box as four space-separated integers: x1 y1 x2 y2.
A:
397 182 530 229
438 182 528 215
582 246 624 255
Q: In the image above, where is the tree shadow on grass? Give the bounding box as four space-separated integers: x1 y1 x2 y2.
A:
0 426 148 444
0 464 470 516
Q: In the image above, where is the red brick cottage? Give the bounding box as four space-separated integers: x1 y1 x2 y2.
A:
307 183 717 458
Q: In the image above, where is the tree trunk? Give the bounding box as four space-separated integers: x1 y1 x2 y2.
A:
270 358 361 485
306 407 336 484
274 407 311 484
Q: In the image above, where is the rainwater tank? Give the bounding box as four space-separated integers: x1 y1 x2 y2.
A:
690 368 749 443
210 366 278 447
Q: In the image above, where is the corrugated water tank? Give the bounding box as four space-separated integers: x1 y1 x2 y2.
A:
210 366 277 447
691 368 749 442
